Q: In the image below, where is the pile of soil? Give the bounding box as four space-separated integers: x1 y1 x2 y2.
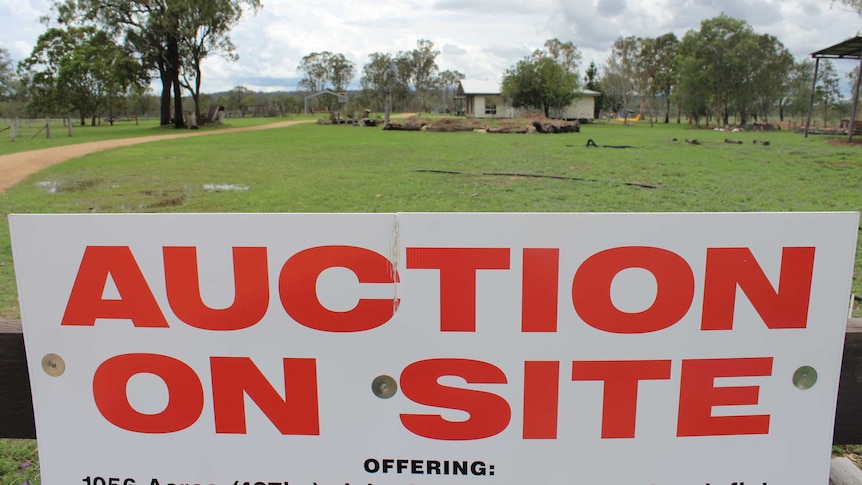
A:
384 116 579 134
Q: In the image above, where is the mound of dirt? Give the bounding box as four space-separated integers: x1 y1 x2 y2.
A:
386 115 578 134
424 118 487 132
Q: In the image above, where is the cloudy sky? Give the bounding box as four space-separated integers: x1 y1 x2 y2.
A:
1 0 861 94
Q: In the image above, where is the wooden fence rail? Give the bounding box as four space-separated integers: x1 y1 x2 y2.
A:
3 319 862 442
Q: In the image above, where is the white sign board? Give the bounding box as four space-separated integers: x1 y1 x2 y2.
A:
10 212 859 485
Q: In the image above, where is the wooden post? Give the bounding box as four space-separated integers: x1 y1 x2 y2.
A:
805 57 820 138
45 117 50 139
848 53 862 143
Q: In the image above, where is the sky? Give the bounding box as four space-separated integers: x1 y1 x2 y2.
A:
1 0 862 95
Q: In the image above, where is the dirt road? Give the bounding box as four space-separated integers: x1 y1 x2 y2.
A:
0 118 316 192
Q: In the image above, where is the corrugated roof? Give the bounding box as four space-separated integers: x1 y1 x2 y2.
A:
458 80 502 94
811 36 862 59
458 80 601 96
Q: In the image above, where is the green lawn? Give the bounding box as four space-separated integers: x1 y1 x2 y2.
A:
0 121 859 318
0 119 861 483
0 115 319 156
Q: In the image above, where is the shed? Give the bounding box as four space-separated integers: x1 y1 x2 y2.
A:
456 80 599 121
806 36 862 141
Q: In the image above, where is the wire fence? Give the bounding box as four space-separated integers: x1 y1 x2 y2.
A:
2 117 75 142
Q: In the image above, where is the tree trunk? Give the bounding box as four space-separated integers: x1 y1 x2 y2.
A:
664 97 670 124
168 36 184 129
158 59 172 126
194 64 202 123
168 43 186 129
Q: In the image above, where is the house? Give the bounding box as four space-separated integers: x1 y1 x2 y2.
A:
456 80 600 122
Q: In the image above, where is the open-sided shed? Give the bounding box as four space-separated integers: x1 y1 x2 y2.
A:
806 36 862 141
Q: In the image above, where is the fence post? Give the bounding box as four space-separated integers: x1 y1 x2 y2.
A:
45 117 50 139
9 119 14 142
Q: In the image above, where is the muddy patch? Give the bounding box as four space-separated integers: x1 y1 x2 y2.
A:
35 178 100 194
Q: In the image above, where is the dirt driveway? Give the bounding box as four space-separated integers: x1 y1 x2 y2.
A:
0 118 316 192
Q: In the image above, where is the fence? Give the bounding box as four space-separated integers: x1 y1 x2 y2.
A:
3 117 75 141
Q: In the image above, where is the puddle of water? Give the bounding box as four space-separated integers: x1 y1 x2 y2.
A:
203 183 249 191
35 179 99 193
35 181 58 194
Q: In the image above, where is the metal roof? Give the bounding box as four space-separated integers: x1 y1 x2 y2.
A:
457 80 601 96
458 80 503 95
811 36 862 59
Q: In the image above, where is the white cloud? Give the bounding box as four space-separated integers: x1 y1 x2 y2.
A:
1 0 862 93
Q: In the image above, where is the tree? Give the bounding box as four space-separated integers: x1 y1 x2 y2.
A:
19 26 144 125
674 15 789 126
435 69 464 114
178 0 259 123
226 85 251 111
56 0 260 128
0 46 15 102
503 52 580 118
297 51 356 112
639 33 679 123
815 59 841 125
542 38 581 75
360 52 394 112
676 15 756 125
782 59 815 121
405 39 439 112
328 53 355 92
603 36 642 123
748 34 793 122
583 61 603 118
297 51 332 94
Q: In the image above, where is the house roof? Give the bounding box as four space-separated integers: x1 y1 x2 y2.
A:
457 80 601 96
458 80 503 95
811 36 862 59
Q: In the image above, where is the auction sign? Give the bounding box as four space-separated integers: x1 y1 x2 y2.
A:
9 212 860 485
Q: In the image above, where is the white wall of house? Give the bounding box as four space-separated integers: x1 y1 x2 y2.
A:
462 83 599 121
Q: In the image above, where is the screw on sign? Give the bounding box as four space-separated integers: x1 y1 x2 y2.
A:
49 242 818 439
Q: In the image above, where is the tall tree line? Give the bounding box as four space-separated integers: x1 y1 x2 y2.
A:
351 40 464 114
593 14 837 126
15 0 260 128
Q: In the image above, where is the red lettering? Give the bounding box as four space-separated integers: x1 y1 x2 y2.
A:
399 358 511 440
572 246 694 334
701 247 815 330
677 357 772 437
522 249 559 332
164 247 269 331
62 246 168 327
523 361 559 439
92 353 203 433
406 248 510 332
279 246 398 332
572 360 672 438
211 357 319 435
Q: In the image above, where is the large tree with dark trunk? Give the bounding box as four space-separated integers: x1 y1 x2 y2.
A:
56 0 259 128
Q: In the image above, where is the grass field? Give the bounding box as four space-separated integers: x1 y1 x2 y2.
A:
0 120 859 317
0 115 319 157
0 119 860 483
